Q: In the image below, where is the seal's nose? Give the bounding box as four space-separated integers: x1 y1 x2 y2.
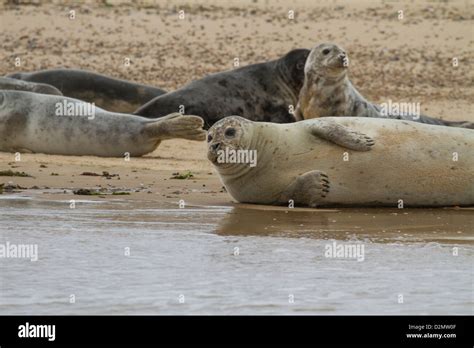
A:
339 52 348 67
211 142 221 151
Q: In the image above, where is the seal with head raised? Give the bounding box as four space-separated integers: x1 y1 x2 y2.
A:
0 90 205 157
207 116 474 207
7 69 167 113
0 76 62 96
296 43 473 129
134 49 310 128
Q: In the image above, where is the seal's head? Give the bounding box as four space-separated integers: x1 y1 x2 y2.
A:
207 116 253 170
277 48 310 92
306 43 348 79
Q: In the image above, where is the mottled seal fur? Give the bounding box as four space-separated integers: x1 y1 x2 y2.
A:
0 76 62 96
296 43 473 129
7 69 166 113
135 49 310 128
0 91 205 157
207 116 474 207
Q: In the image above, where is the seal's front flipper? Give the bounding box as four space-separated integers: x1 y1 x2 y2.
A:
308 120 375 151
278 170 330 207
144 114 206 141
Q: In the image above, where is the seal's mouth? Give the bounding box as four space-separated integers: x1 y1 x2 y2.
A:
207 143 246 169
207 142 231 166
207 145 220 164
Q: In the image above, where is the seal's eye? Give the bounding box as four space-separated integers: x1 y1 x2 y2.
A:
225 127 236 138
207 134 213 142
322 48 331 55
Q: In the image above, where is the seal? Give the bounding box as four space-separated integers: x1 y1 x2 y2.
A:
134 49 310 128
207 116 474 207
0 76 62 96
0 90 206 157
7 69 167 113
296 43 473 128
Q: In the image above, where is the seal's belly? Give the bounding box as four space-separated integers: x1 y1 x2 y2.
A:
20 110 150 157
260 119 474 206
315 146 473 206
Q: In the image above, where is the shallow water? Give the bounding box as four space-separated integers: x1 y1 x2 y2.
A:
0 193 472 314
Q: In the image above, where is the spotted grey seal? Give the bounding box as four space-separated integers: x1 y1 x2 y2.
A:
7 69 167 113
296 43 473 129
207 116 474 207
0 90 205 157
134 49 310 128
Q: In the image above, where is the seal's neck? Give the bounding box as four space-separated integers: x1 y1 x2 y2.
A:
274 61 300 103
310 70 348 88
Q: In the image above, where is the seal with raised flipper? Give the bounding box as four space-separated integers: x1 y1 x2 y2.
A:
7 69 167 113
134 49 310 128
295 43 473 129
207 116 474 207
0 90 205 157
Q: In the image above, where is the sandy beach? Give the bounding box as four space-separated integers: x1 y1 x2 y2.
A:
0 0 473 201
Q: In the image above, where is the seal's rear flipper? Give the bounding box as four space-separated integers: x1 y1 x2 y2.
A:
144 113 206 141
278 170 330 207
308 120 375 151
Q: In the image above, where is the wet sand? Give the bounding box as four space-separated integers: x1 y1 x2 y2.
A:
0 140 229 207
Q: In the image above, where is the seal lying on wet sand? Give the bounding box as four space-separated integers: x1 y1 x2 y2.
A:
135 49 310 128
0 76 62 95
207 116 474 207
0 91 205 157
7 69 167 113
296 43 473 129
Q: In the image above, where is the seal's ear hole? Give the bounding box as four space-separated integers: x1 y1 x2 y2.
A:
225 127 236 138
322 48 330 55
296 62 305 70
207 134 213 143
